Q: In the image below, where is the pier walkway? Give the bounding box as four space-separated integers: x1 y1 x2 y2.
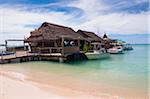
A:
0 51 66 64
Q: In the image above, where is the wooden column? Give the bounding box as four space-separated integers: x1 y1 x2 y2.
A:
41 41 44 53
5 40 8 51
78 39 80 48
54 40 57 47
23 40 26 51
54 40 58 52
61 37 64 56
49 48 52 53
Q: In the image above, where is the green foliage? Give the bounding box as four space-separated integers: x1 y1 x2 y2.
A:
83 44 91 53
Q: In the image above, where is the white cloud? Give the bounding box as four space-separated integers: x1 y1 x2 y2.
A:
69 0 110 19
0 6 74 43
0 0 149 43
74 12 148 36
68 0 149 35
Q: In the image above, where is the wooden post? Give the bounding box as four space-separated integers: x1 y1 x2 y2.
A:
61 37 64 56
41 35 44 53
54 41 58 52
23 37 26 51
49 48 52 54
42 41 44 48
23 40 26 51
78 38 80 48
41 41 44 53
5 40 7 51
54 41 57 47
1 51 3 61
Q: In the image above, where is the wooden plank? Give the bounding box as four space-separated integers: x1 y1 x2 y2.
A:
0 44 6 46
6 39 24 41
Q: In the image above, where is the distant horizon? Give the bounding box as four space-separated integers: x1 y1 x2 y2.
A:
108 33 149 44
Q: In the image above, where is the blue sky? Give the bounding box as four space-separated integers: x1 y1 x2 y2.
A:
0 0 149 44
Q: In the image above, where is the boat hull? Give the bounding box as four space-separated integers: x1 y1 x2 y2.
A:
85 53 109 60
107 47 124 54
123 47 133 51
108 50 123 54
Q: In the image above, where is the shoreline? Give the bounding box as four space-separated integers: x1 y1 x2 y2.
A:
0 71 65 99
0 58 148 99
0 70 122 99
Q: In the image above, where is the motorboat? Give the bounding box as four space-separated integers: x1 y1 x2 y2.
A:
85 49 109 60
107 46 124 54
85 42 109 60
123 44 133 51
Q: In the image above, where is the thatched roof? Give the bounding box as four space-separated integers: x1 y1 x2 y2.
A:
26 22 84 42
76 30 103 42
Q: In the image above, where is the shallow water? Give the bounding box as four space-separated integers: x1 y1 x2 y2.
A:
1 44 149 98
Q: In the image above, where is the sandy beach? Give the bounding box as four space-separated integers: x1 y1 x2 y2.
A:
0 59 148 99
0 70 121 99
0 71 66 99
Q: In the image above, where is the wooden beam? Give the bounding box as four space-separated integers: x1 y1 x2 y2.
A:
6 39 24 41
0 44 6 46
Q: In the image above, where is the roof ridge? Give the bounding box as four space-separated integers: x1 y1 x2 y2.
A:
41 22 73 30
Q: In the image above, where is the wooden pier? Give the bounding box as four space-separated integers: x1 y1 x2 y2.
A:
0 51 67 64
0 38 87 64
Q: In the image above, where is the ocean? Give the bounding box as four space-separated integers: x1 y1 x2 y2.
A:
1 44 149 98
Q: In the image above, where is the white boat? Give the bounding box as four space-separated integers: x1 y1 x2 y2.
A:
107 46 124 54
84 42 110 60
85 50 109 60
123 44 133 51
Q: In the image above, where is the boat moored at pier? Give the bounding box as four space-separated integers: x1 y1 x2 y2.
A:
85 42 110 60
107 46 124 54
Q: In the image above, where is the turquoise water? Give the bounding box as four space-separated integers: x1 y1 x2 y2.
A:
2 44 149 97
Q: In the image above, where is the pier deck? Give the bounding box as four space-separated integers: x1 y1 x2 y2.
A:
0 51 66 64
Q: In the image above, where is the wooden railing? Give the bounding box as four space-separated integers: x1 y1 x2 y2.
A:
63 47 80 55
36 46 80 55
37 47 62 53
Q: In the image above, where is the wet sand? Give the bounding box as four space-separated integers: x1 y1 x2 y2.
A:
0 69 147 99
0 70 122 99
0 71 66 99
